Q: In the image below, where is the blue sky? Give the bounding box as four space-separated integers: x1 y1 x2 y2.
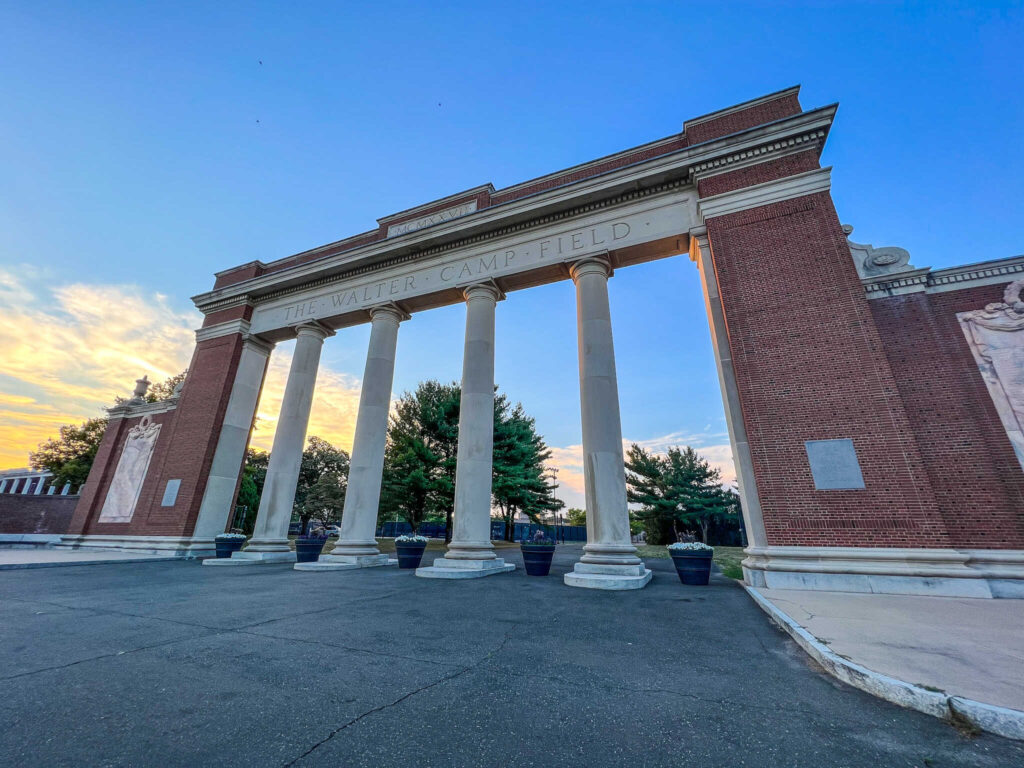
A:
1 2 1021 505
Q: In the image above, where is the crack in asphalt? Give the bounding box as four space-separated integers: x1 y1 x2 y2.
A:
1 594 462 680
282 624 519 767
0 633 225 682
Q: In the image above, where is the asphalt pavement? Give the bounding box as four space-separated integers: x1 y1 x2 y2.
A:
1 543 1021 767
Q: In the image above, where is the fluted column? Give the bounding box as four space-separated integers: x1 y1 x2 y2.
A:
565 255 651 590
230 321 332 563
299 306 406 571
416 283 514 579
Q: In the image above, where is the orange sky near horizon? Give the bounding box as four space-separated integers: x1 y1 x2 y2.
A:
0 266 735 508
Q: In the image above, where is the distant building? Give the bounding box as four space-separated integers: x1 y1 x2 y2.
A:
0 468 73 496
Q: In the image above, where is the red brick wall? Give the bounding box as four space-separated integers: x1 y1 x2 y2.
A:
0 494 78 534
870 286 1024 548
70 333 245 538
705 191 950 547
697 150 820 198
685 92 803 145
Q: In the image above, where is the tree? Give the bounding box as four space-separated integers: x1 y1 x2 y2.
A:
235 467 260 536
302 472 346 530
293 437 349 534
29 417 108 490
114 371 188 405
378 380 562 540
492 400 563 540
625 444 732 545
565 508 586 527
379 381 460 535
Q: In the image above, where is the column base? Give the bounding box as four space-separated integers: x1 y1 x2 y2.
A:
294 554 397 571
564 562 652 590
416 557 515 579
202 550 297 566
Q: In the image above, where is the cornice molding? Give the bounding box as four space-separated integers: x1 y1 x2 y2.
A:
107 396 180 419
194 106 838 313
864 255 1024 298
195 319 251 343
697 167 832 221
689 130 826 182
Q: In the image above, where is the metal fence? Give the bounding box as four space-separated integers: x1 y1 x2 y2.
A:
374 520 587 542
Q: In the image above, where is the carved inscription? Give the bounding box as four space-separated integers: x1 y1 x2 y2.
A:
281 220 632 324
252 193 696 335
387 201 478 237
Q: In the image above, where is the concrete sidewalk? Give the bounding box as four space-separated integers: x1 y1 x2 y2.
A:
751 587 1024 738
0 548 178 569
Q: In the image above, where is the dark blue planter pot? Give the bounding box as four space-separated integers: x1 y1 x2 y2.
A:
395 541 427 569
214 537 246 558
296 538 327 563
670 549 713 585
520 544 555 576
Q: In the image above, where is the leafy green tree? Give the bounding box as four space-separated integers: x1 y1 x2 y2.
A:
625 444 731 545
235 467 260 535
293 436 349 533
379 380 561 541
379 381 460 536
302 472 347 529
29 417 108 490
565 507 586 527
492 400 563 540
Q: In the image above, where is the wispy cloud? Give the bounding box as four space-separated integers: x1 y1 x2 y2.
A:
0 267 363 467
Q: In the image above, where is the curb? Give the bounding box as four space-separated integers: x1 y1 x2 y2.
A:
744 585 1024 742
0 556 181 571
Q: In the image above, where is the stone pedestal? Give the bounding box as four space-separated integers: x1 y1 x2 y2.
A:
202 550 297 566
294 554 396 571
415 557 515 579
564 562 652 590
565 256 649 591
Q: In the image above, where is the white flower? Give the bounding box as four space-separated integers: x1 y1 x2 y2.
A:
216 532 247 539
395 534 428 543
667 541 713 551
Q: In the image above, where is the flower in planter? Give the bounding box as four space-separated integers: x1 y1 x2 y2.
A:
216 532 247 539
667 541 713 551
522 529 555 546
395 534 428 543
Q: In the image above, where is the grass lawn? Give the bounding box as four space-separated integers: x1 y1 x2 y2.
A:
635 544 746 580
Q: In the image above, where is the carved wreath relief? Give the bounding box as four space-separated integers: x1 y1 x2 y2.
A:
958 280 1024 471
98 415 162 523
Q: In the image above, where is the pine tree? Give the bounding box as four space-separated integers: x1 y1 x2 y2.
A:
625 444 730 544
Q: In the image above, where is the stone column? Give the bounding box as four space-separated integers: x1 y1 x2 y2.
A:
564 255 651 590
213 321 333 565
34 477 45 495
417 283 514 579
193 336 274 544
297 305 407 571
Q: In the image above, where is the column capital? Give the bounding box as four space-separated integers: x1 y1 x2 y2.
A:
461 281 504 303
241 334 275 356
368 303 411 324
292 320 335 341
568 254 613 283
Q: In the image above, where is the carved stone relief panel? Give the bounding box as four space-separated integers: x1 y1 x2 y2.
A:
98 415 162 523
957 280 1024 471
